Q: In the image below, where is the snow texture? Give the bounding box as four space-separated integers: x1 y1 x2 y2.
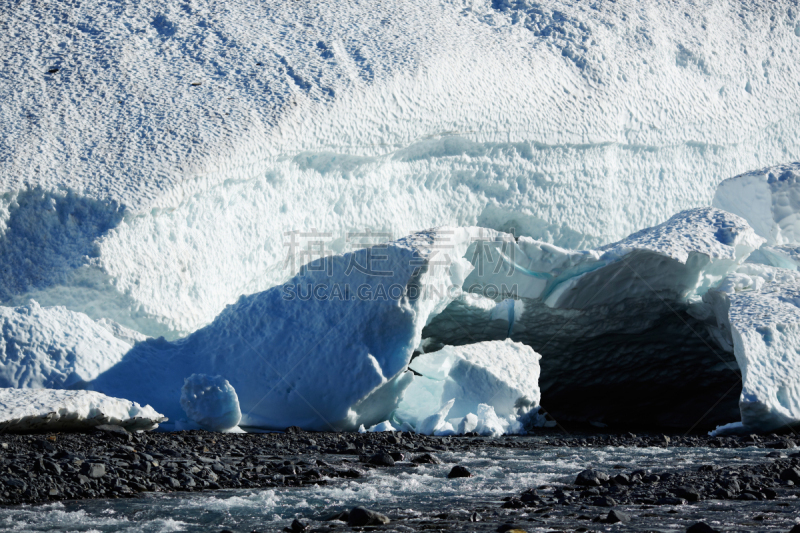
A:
180 374 242 432
397 339 541 432
0 300 142 389
90 227 487 431
704 264 800 434
0 388 165 433
714 162 800 246
3 1 800 340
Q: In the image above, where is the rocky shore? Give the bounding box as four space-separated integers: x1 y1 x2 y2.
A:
1 426 799 532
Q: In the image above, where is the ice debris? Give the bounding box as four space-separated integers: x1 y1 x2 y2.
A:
396 339 542 435
0 388 165 433
180 374 242 432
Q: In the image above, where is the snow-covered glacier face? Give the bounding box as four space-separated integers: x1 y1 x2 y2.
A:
3 1 800 338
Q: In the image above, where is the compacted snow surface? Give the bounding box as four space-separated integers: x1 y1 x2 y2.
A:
3 0 800 337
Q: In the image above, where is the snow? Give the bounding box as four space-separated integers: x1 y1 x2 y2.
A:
90 227 489 431
180 374 242 432
3 1 800 340
0 300 142 389
713 162 800 246
0 388 165 433
1 0 800 435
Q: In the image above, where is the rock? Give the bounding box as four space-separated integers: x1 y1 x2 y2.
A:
388 452 404 462
606 510 630 524
765 440 795 449
711 488 733 499
95 424 129 436
285 519 309 532
686 522 719 533
501 498 525 509
82 463 106 479
519 489 542 504
411 453 442 464
347 506 390 527
3 478 26 492
278 465 298 476
447 465 472 478
780 467 800 484
592 496 616 507
368 453 395 467
337 468 362 479
789 525 800 533
575 469 609 487
319 511 349 522
497 525 527 533
656 497 687 506
674 486 701 502
613 473 630 485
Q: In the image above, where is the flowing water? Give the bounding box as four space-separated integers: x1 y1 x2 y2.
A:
1 444 797 532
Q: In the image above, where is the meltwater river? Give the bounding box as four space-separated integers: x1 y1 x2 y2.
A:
1 444 797 532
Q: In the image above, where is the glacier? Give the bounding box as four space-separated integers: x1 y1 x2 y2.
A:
3 0 800 339
89 228 494 431
702 264 800 434
0 300 143 389
424 208 765 428
2 0 800 435
1 202 799 434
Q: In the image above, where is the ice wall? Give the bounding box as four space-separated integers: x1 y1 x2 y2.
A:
714 162 800 246
2 1 800 338
90 227 500 431
703 265 800 434
0 300 143 389
424 208 763 428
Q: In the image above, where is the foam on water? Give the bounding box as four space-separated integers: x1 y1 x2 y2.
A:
0 445 778 532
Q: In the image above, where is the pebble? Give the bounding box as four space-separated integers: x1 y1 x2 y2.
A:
0 427 796 533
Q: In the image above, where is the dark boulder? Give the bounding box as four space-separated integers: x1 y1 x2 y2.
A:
575 469 609 487
347 506 390 527
447 465 472 478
